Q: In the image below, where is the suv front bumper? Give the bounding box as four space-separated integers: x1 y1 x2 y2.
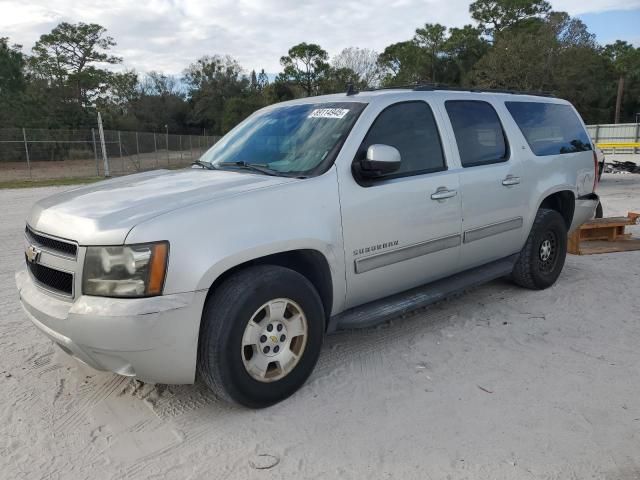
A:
16 269 207 384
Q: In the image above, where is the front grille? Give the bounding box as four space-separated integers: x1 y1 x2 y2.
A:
25 225 77 258
26 256 73 295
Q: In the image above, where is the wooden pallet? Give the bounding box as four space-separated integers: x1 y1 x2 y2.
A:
568 212 640 255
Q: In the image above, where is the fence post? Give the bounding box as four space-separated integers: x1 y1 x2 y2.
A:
153 132 158 169
118 131 124 174
97 112 110 177
22 128 32 178
179 135 183 164
91 128 99 176
166 129 170 168
635 123 639 155
594 124 600 145
135 131 140 170
189 135 193 160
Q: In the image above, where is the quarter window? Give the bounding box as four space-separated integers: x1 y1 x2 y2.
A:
505 102 592 156
445 100 508 167
357 101 446 179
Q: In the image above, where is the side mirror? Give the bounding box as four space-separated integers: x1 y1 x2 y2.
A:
358 144 401 178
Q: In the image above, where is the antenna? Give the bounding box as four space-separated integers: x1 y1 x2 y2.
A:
346 83 358 96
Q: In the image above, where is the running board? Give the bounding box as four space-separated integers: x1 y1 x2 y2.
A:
328 255 518 332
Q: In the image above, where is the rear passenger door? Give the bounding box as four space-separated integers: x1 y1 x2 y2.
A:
443 99 528 268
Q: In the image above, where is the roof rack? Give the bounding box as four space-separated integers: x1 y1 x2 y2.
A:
362 82 555 98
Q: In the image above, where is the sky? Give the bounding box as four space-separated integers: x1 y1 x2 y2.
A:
1 0 640 76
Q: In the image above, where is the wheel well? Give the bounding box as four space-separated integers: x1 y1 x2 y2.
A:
206 249 333 325
539 191 574 229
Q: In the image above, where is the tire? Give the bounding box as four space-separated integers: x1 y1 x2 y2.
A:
511 208 568 290
197 265 325 408
595 201 603 219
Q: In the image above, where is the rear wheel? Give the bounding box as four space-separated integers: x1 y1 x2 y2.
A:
511 208 567 290
197 265 325 408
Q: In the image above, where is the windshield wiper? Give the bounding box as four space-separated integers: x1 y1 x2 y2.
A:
216 161 280 176
191 160 215 170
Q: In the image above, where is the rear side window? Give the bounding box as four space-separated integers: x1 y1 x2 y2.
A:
358 101 446 179
505 102 592 156
445 100 508 167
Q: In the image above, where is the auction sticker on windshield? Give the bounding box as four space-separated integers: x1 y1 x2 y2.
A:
308 108 350 119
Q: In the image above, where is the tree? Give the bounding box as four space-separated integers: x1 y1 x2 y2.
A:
471 11 616 123
469 0 551 36
141 71 183 97
443 25 489 84
320 66 362 93
183 55 249 133
256 69 269 91
125 75 186 132
378 41 428 85
0 38 27 127
413 23 447 82
29 22 121 105
279 43 329 96
604 41 640 123
332 47 383 88
0 38 25 95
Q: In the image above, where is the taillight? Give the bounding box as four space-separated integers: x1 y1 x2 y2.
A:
593 150 599 192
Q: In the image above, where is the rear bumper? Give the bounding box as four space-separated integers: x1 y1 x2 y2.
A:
570 193 599 233
16 269 207 384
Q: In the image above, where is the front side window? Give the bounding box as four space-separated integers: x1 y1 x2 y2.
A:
357 101 446 179
199 102 366 177
445 100 508 167
505 101 592 156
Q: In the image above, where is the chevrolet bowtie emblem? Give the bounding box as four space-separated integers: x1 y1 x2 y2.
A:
26 245 41 263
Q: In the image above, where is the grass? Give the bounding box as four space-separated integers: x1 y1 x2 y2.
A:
0 176 104 189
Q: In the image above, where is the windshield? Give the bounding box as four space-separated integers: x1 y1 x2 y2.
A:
199 102 366 176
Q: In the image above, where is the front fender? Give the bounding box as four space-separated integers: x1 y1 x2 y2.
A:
125 169 347 315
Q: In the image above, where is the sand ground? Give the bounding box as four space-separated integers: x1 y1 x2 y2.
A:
1 174 639 479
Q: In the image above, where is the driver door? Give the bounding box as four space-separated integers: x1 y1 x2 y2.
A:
338 100 463 309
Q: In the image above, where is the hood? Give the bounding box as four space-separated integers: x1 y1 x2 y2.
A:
27 168 294 245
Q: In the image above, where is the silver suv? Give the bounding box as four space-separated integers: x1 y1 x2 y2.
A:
17 87 600 407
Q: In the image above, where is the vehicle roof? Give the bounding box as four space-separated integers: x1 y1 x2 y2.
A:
270 88 570 109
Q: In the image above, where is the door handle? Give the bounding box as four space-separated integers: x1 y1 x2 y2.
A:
431 187 458 200
502 175 520 186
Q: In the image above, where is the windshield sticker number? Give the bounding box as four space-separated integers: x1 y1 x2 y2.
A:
308 108 350 119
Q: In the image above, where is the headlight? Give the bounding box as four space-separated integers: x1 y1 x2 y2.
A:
83 242 169 298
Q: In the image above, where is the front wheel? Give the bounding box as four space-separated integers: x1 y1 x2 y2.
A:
197 265 325 408
511 208 568 290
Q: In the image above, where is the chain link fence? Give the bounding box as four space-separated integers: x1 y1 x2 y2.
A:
2 122 639 183
0 127 220 182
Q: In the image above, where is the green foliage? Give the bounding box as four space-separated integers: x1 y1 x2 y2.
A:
443 25 490 85
470 0 551 36
278 43 330 96
2 6 639 134
30 22 120 106
379 41 428 85
0 38 27 126
605 41 640 77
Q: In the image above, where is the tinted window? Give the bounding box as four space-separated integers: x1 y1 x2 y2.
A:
445 101 508 167
505 102 592 156
358 101 445 178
